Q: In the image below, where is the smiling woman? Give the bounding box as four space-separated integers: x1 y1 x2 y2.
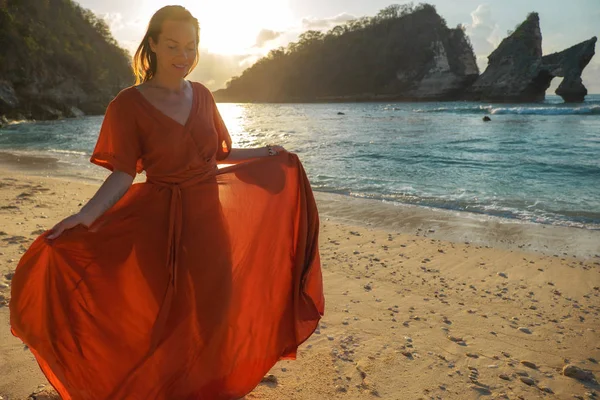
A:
9 4 324 400
132 7 200 84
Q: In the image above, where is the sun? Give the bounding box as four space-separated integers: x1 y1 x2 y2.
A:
146 0 295 55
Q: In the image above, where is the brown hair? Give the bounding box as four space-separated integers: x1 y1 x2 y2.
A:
132 6 200 84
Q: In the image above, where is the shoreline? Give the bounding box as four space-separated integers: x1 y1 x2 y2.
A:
0 151 599 260
314 191 600 259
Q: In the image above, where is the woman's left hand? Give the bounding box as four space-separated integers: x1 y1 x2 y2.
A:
267 144 286 156
271 145 286 154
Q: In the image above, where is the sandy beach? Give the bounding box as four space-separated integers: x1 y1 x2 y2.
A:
0 158 599 399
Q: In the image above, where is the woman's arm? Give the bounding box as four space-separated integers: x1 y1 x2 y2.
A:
47 170 134 239
79 170 134 225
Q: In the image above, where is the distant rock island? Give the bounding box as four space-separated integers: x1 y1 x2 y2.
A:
215 4 481 103
215 7 596 104
467 12 596 103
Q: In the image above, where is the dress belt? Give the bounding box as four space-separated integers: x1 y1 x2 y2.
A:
145 172 215 353
147 172 215 292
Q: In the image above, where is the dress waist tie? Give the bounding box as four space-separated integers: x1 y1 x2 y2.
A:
145 173 214 352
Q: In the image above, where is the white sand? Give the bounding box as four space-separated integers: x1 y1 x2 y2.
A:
0 166 599 400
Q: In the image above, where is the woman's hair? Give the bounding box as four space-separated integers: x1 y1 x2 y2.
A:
132 6 200 84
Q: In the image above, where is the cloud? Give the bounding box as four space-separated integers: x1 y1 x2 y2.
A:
187 11 358 90
102 12 125 32
301 12 355 30
464 4 501 72
254 29 282 48
187 49 253 91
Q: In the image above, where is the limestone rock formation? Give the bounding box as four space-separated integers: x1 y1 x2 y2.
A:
404 30 480 100
214 5 480 103
542 37 597 102
467 12 596 103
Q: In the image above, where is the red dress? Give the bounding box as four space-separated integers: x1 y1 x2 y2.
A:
9 82 324 399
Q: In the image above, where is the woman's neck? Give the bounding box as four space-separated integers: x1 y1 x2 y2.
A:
146 74 188 94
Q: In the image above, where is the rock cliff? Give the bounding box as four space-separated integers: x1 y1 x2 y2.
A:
214 4 479 103
467 13 596 103
542 37 597 102
0 0 133 124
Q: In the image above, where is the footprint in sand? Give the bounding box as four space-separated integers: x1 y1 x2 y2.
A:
28 387 61 400
2 235 29 245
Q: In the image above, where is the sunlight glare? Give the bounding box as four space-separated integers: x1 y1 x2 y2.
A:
215 103 256 168
191 0 293 55
216 103 246 146
137 0 294 56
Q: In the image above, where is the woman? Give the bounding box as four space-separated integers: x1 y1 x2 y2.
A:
9 5 324 400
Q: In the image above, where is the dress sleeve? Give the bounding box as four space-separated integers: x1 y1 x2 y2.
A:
90 97 142 178
212 94 232 161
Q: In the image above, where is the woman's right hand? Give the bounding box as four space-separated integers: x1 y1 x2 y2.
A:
45 170 134 240
47 212 91 240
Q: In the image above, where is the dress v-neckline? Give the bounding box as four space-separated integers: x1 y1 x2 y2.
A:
133 80 196 128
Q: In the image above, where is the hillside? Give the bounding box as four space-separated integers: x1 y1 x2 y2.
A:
214 3 479 103
0 0 133 122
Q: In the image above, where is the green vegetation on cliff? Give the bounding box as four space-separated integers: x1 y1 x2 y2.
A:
0 0 133 119
214 3 477 102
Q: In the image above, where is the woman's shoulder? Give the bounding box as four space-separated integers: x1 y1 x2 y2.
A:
109 85 141 106
100 86 143 120
189 81 216 100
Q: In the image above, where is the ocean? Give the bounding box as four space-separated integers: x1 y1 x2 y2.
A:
1 94 599 230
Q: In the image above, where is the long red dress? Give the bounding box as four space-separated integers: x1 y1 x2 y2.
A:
9 82 324 400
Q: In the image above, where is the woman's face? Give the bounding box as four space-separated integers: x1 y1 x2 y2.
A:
149 20 198 78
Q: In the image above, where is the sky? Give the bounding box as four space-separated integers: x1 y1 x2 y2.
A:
83 0 600 93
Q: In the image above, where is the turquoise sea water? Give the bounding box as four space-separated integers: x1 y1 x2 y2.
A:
1 94 599 229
